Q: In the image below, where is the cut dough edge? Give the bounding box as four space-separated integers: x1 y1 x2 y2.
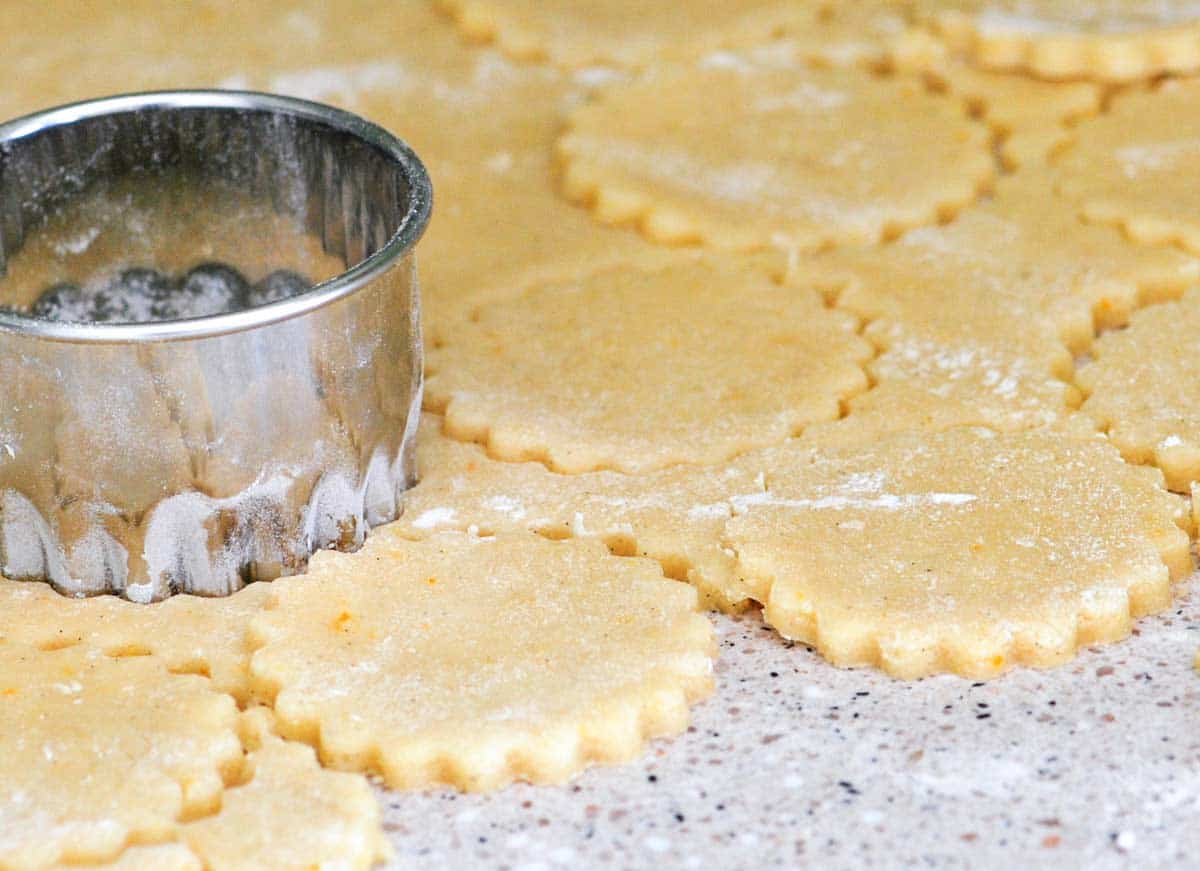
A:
424 254 873 475
433 0 814 70
556 64 996 254
245 530 717 793
1077 289 1200 494
0 590 388 870
401 416 1192 681
924 7 1200 83
726 432 1193 680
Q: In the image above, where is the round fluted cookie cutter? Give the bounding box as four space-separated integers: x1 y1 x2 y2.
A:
0 90 431 602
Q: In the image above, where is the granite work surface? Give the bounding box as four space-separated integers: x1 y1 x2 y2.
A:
378 572 1200 870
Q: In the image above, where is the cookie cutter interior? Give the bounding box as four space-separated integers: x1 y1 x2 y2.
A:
0 90 431 601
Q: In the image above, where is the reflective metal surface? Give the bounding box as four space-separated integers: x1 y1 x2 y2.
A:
0 91 430 601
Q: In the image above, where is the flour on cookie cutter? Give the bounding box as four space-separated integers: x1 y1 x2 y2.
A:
0 90 431 601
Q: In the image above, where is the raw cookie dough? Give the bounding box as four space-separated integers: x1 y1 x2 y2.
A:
427 257 871 473
248 530 716 792
1055 79 1200 256
180 710 390 871
726 427 1192 679
0 579 273 703
1078 289 1200 493
796 170 1199 430
0 643 241 871
779 0 913 68
799 381 1098 450
435 0 812 69
914 0 1200 82
64 844 202 871
927 64 1102 169
558 60 994 252
397 417 766 611
229 3 675 338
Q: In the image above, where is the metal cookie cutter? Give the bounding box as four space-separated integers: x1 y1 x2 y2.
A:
0 91 431 602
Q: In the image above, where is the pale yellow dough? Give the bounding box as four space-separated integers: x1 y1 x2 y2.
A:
558 61 994 252
427 257 871 473
915 0 1200 81
58 844 202 871
782 1 914 68
248 530 715 792
399 417 765 611
726 428 1192 679
241 14 676 336
797 171 1199 430
436 0 812 69
180 710 390 871
0 644 241 871
0 580 272 704
1078 289 1200 493
927 64 1102 169
1055 79 1200 257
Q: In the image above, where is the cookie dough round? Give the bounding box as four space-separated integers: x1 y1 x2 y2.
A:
1079 289 1200 493
1055 79 1200 256
436 0 811 69
915 0 1200 81
248 530 716 792
558 61 994 252
0 643 241 870
726 427 1192 679
427 257 871 474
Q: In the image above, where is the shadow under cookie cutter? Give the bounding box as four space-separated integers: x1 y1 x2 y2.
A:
0 90 431 602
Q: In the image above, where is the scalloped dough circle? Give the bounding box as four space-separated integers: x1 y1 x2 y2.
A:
248 529 716 792
1079 289 1200 493
1055 79 1200 255
915 0 1200 82
725 427 1192 679
0 643 241 870
426 257 871 474
558 62 994 252
436 0 815 69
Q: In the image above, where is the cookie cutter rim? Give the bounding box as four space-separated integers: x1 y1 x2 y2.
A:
0 89 433 343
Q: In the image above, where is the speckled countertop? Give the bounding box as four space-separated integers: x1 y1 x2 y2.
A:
379 572 1200 869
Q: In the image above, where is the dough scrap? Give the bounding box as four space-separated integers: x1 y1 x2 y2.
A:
914 0 1200 82
0 580 273 704
726 427 1192 679
1055 79 1200 257
398 417 764 611
558 60 994 252
0 643 241 870
1079 289 1200 493
427 257 871 474
927 63 1102 168
180 711 389 871
248 530 716 792
435 0 812 69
